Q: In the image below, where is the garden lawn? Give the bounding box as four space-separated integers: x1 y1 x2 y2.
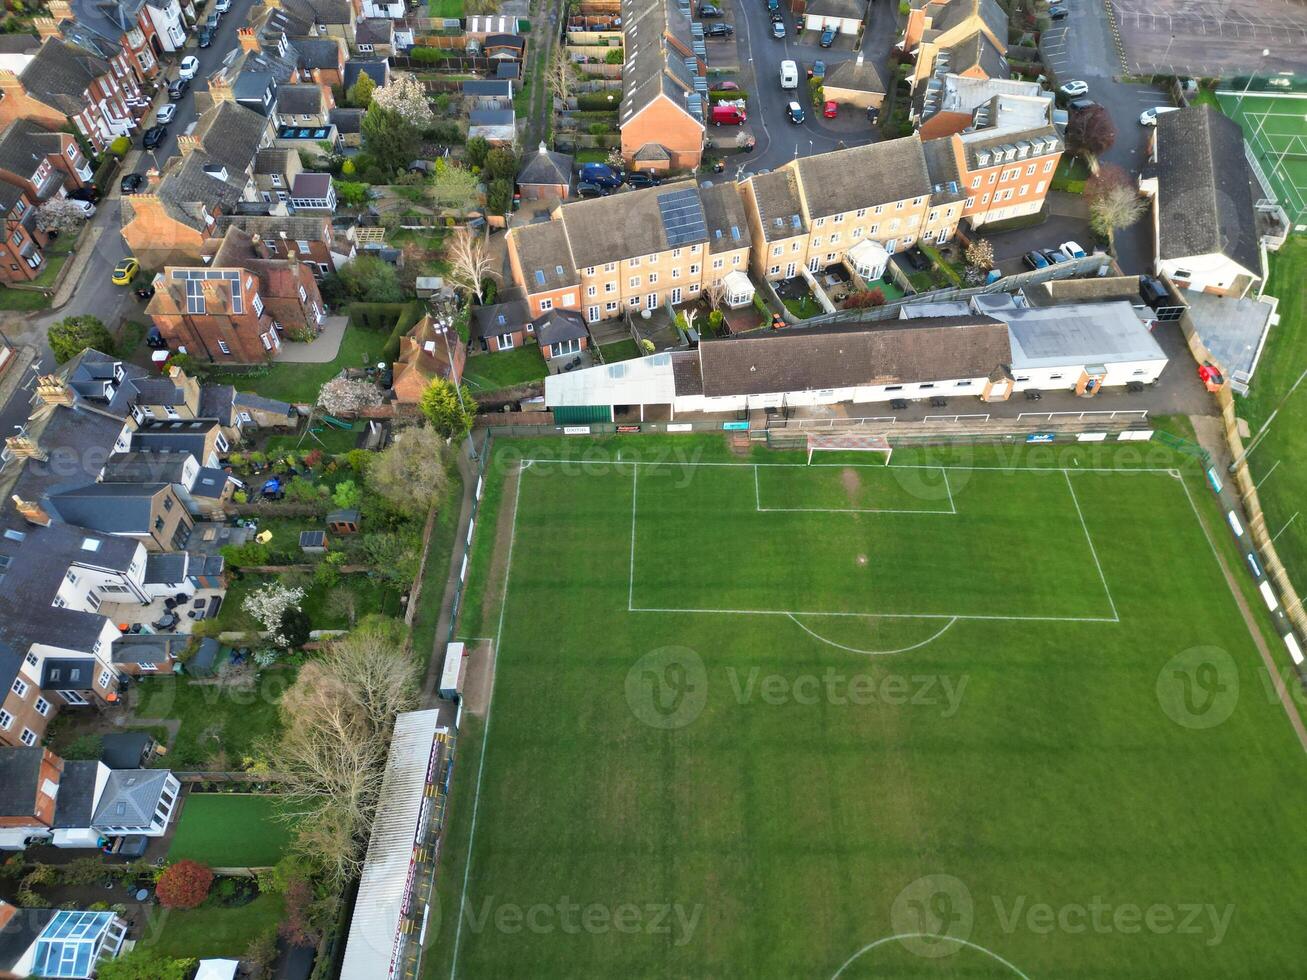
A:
782 295 823 318
1240 236 1307 590
599 339 640 362
409 462 467 670
167 794 293 868
141 892 284 960
0 287 50 310
263 420 365 456
212 321 391 404
135 671 290 770
429 0 462 15
462 345 548 391
426 434 1306 978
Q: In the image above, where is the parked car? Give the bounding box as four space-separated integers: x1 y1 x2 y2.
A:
197 26 214 46
823 100 837 118
120 172 146 194
1023 250 1049 270
770 10 783 22
578 162 623 187
624 171 663 189
215 0 230 10
780 59 799 89
577 181 608 198
1040 248 1069 264
111 257 140 285
808 59 826 80
767 0 780 11
698 3 723 15
1060 240 1086 259
142 125 167 149
67 185 99 203
155 103 176 125
786 101 805 123
1139 106 1180 126
1049 6 1067 19
167 78 189 100
904 247 930 271
705 22 734 35
1058 80 1089 98
178 56 199 80
1068 97 1098 112
145 326 168 350
70 199 95 218
819 25 837 47
771 19 786 38
204 12 219 30
710 103 747 126
711 80 741 91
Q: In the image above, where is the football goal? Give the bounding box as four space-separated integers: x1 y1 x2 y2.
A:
806 432 893 465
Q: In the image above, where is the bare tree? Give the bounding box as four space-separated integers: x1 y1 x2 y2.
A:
703 278 728 311
263 619 419 886
1086 163 1146 241
964 238 994 271
548 52 576 105
446 226 498 304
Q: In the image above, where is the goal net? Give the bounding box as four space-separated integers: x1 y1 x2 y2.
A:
806 433 893 465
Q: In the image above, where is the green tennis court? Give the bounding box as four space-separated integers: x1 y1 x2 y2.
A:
1216 89 1307 226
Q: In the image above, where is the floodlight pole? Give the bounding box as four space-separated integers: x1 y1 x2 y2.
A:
1237 49 1271 116
1229 363 1307 471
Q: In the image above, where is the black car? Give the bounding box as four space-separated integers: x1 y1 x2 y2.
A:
624 171 662 189
786 101 805 123
197 26 214 46
167 78 189 100
1049 5 1068 18
770 10 783 21
705 22 734 35
577 181 609 198
67 185 99 203
697 3 723 15
819 26 837 46
142 125 167 150
120 172 146 194
1068 97 1098 112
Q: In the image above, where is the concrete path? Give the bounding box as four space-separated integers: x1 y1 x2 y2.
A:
273 315 348 363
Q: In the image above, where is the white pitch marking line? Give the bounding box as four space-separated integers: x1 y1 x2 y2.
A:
449 465 525 980
631 605 1120 624
517 456 1181 474
1064 470 1120 623
787 613 959 655
831 934 1030 980
628 463 639 613
942 467 956 514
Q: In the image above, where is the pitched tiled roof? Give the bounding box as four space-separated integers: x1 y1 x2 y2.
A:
511 220 578 290
695 316 1011 397
276 83 326 115
192 101 273 175
699 182 752 253
748 170 806 241
20 38 111 114
555 179 701 270
518 144 572 186
0 119 65 179
533 309 588 345
1154 104 1262 276
824 56 885 94
795 135 932 218
472 295 531 338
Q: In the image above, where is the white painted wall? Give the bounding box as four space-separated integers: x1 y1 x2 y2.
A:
1155 252 1257 295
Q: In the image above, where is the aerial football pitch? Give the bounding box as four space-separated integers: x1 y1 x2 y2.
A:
425 434 1307 979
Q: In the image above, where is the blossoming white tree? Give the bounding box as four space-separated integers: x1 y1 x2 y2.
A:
242 583 306 646
317 376 383 416
371 74 435 129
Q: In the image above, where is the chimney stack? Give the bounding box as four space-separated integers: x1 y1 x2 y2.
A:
33 17 62 39
208 75 234 103
237 27 260 52
34 374 74 408
251 233 271 258
4 435 47 461
145 167 162 189
176 134 200 156
11 495 51 527
46 0 71 20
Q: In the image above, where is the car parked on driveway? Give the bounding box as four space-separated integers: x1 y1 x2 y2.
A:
215 0 230 10
120 173 145 195
142 125 167 149
710 103 747 125
711 80 741 91
579 162 623 187
1059 80 1089 98
70 199 95 218
819 25 836 46
1040 248 1069 265
705 22 733 35
808 60 826 80
1023 250 1049 270
624 171 662 189
823 100 837 118
68 185 99 203
1139 106 1179 126
1068 97 1098 112
112 258 140 285
698 3 723 14
1060 241 1086 259
786 101 805 123
577 181 608 198
197 26 213 46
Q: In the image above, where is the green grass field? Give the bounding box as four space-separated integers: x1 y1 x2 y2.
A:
1241 236 1307 592
426 435 1306 978
1216 92 1307 223
167 794 292 868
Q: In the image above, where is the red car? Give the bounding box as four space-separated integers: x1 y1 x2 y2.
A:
711 81 741 92
823 100 838 118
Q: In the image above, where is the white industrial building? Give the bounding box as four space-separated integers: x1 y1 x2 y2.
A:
546 297 1169 421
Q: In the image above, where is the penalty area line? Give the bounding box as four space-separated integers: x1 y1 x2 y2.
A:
787 613 959 655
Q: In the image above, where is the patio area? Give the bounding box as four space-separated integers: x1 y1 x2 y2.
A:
101 588 226 636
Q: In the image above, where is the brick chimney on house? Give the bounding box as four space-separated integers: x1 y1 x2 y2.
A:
0 71 25 100
251 234 270 259
33 17 62 39
166 364 202 414
11 495 51 526
34 374 74 408
4 434 46 461
208 74 234 103
176 134 200 156
237 27 260 52
46 0 72 20
145 168 162 189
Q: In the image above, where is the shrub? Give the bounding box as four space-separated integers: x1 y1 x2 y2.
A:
156 861 213 910
605 48 623 64
221 541 271 568
109 135 131 157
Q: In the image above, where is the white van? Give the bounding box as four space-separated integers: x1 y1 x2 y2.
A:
779 60 798 90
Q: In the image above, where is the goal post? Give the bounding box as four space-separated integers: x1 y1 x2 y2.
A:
806 432 893 465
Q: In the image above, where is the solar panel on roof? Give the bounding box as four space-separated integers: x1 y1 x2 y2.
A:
657 189 707 247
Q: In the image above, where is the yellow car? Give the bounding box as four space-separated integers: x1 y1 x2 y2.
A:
111 257 139 285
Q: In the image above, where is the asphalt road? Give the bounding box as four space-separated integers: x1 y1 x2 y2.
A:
709 0 897 172
3 0 262 355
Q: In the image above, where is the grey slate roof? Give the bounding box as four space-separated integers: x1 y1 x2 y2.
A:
555 179 702 271
47 483 164 535
694 316 1011 397
295 36 345 69
276 83 326 115
99 452 193 484
143 553 187 585
191 467 231 499
343 60 389 90
0 746 43 817
1154 105 1262 277
199 384 236 423
112 633 186 666
51 761 99 829
463 79 513 98
92 769 172 828
132 419 221 455
233 391 295 417
192 101 273 176
824 56 885 95
469 108 515 127
0 119 66 181
620 0 704 127
748 170 807 242
40 657 99 690
534 309 589 346
99 732 155 769
356 18 392 43
19 38 112 114
700 182 752 253
795 136 931 218
944 31 1007 79
517 144 572 187
511 220 578 290
329 107 364 133
472 295 531 339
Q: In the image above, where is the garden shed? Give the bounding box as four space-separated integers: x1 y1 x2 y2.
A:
327 509 361 534
299 530 328 553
